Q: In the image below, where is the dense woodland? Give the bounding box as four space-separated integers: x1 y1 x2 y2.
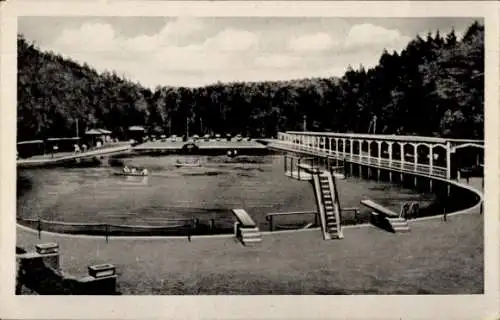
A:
17 21 484 142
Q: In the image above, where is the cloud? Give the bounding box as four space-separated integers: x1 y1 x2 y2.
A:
204 28 259 52
343 23 412 52
53 22 116 52
254 54 302 68
289 32 336 52
42 18 459 88
153 46 233 73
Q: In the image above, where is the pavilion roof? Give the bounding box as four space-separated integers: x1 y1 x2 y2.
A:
129 126 145 131
85 128 112 135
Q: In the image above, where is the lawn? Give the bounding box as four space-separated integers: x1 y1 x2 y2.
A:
16 211 483 295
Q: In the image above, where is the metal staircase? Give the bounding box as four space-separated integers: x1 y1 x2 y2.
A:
312 170 344 240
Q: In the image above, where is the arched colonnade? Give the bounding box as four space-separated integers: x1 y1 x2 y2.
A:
277 132 484 180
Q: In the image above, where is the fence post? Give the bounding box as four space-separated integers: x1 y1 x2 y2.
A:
194 217 199 234
37 218 41 240
209 218 215 233
297 158 301 180
284 155 288 174
105 224 109 243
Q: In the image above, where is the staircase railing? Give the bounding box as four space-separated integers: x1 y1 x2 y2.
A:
311 172 329 240
329 171 343 237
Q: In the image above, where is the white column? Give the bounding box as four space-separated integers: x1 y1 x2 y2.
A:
328 137 332 154
376 141 382 165
400 143 405 170
446 142 451 179
388 142 393 166
367 141 372 162
348 139 352 156
429 145 434 175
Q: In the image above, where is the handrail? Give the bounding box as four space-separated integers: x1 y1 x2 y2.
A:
265 211 317 219
269 140 448 179
311 173 329 239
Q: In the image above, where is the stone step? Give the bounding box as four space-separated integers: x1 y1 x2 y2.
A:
390 221 409 227
329 233 344 240
243 237 262 244
388 218 407 223
240 227 260 233
242 232 262 238
393 226 410 232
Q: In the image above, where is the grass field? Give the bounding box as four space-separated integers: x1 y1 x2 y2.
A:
16 210 483 295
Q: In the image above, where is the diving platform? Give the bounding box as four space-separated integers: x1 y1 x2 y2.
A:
133 140 268 155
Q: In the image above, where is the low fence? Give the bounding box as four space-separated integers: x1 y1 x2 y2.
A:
18 216 236 238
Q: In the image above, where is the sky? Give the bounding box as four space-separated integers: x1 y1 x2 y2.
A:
18 17 479 88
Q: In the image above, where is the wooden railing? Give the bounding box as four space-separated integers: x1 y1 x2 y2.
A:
271 138 448 179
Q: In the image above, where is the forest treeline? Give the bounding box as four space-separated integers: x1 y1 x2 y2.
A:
17 21 484 142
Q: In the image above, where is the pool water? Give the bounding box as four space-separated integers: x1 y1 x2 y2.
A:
17 155 436 233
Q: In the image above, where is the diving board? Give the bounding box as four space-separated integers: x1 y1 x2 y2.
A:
232 209 261 245
360 200 398 217
232 209 257 227
360 200 410 233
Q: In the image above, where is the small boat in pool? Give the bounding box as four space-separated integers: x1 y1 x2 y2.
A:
114 166 150 176
175 160 201 168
